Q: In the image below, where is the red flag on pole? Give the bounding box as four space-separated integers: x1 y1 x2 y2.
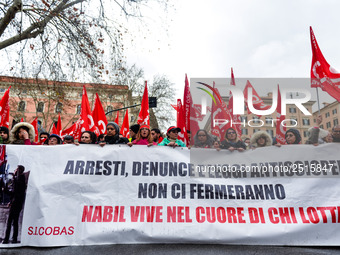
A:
120 109 129 138
137 81 150 126
183 74 191 133
244 80 271 114
177 99 188 144
275 85 286 145
31 117 39 143
171 104 178 111
0 86 11 128
228 68 242 138
310 26 340 102
76 86 99 140
62 119 80 138
92 93 108 134
52 114 62 136
211 82 232 140
115 111 119 126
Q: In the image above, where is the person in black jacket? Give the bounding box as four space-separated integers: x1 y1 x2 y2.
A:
220 128 246 152
2 165 27 244
99 122 128 146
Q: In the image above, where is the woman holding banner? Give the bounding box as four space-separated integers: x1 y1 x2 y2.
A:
220 128 246 152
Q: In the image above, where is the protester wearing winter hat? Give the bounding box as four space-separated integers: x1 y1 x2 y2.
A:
128 124 140 142
9 122 37 145
158 126 186 148
99 122 128 147
249 130 273 149
128 124 157 147
0 126 10 144
306 126 331 145
47 134 62 145
285 128 302 145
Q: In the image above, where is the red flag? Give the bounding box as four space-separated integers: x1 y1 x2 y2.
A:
61 119 80 138
177 99 188 144
310 26 340 101
31 117 39 143
231 67 236 86
171 104 177 111
52 114 62 136
76 86 99 139
137 81 150 126
211 82 232 140
92 93 108 134
183 74 191 132
120 109 129 138
114 111 119 126
244 80 271 114
20 118 24 122
0 86 11 128
276 85 286 145
228 68 242 138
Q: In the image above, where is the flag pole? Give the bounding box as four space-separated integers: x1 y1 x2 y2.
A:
315 87 321 115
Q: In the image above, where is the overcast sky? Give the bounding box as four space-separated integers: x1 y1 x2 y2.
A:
124 0 340 107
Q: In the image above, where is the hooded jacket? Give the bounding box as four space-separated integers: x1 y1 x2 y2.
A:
250 131 273 148
9 122 36 145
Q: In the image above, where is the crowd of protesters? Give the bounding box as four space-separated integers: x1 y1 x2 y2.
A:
0 114 339 150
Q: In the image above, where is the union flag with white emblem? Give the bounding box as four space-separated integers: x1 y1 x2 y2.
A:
310 26 340 102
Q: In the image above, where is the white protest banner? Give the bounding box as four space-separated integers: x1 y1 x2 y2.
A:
0 144 340 247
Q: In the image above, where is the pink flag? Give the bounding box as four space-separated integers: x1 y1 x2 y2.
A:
0 86 11 128
228 68 242 138
177 99 188 144
276 85 286 145
31 117 39 143
244 80 271 114
92 93 108 134
137 81 150 126
310 26 340 102
120 109 129 138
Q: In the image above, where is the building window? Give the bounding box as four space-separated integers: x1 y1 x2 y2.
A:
320 125 324 129
302 119 310 126
18 101 25 112
37 102 44 112
334 119 339 126
266 129 274 137
303 131 308 138
253 129 260 133
241 116 247 122
252 116 260 123
76 104 81 114
55 102 63 113
326 122 331 129
242 129 248 135
107 106 113 116
325 112 330 118
289 107 296 113
291 118 297 125
333 109 338 115
265 117 272 124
